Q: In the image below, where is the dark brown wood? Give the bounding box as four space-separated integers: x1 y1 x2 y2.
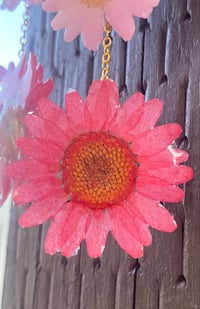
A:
2 0 200 308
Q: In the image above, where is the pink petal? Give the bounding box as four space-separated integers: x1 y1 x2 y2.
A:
24 54 53 112
61 202 89 257
46 203 89 257
131 99 163 135
131 124 182 156
85 210 108 258
126 192 177 232
13 177 61 205
105 2 135 41
18 191 66 227
43 1 104 50
65 90 82 119
51 7 81 41
51 10 74 30
106 209 144 258
139 151 175 168
42 0 62 12
42 0 159 49
65 90 90 134
45 207 73 254
168 147 189 164
38 98 69 134
17 137 64 163
110 93 144 136
82 10 104 51
138 165 194 185
54 5 83 42
85 80 119 131
139 147 189 168
24 114 69 149
123 0 159 18
6 160 58 180
108 206 152 246
64 21 82 42
136 176 184 202
133 217 152 246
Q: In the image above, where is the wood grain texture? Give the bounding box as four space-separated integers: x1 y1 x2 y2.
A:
2 0 200 308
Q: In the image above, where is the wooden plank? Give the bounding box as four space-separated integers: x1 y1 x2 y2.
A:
2 0 200 308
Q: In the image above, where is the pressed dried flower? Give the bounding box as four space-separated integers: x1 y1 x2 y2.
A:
7 79 193 258
42 0 160 50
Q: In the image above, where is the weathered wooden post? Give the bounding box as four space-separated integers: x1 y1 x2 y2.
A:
2 0 200 308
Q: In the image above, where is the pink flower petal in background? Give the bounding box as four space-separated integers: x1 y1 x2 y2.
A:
0 53 53 205
0 0 41 11
42 0 160 50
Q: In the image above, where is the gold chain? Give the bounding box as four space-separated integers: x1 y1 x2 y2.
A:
101 23 112 80
18 1 31 58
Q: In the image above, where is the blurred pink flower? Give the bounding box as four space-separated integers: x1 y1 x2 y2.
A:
7 79 193 258
0 53 53 205
0 0 40 11
42 0 160 50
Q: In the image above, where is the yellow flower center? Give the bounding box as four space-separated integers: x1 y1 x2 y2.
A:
80 0 108 8
62 132 137 209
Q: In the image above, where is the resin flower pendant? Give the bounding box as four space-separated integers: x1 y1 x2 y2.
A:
0 53 53 205
42 0 160 50
6 79 193 258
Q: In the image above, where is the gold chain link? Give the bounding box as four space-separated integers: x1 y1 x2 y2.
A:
18 1 31 58
101 23 112 80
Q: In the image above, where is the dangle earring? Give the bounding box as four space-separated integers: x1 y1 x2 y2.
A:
5 10 193 258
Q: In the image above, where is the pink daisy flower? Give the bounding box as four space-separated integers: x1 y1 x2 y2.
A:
6 79 193 258
0 53 53 205
42 0 160 50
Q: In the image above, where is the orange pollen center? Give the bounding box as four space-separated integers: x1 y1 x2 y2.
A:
61 132 138 209
80 0 108 8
